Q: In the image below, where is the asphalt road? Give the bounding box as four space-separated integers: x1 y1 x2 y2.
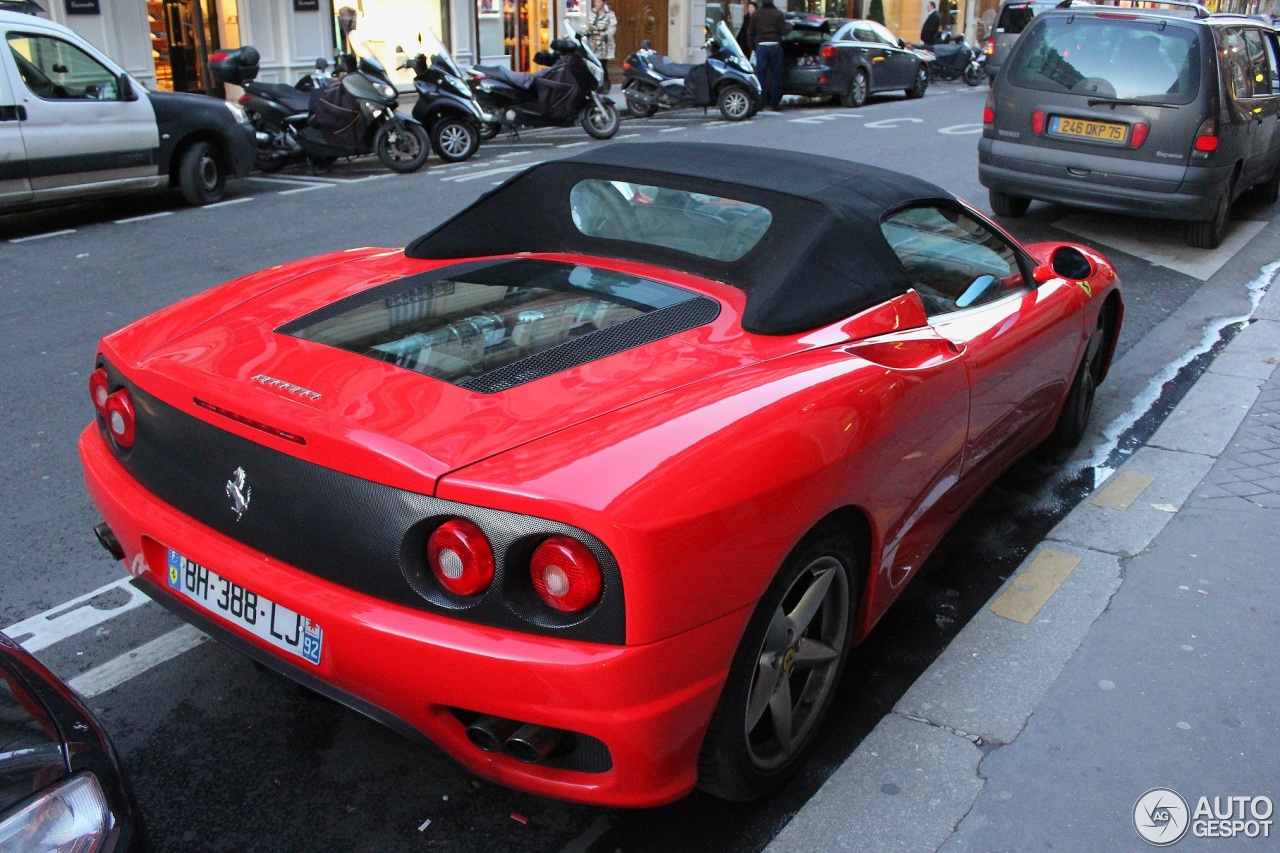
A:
0 80 1271 852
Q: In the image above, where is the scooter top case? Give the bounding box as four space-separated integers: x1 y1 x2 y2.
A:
209 46 261 86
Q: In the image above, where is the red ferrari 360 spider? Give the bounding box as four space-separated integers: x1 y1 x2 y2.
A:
80 143 1122 807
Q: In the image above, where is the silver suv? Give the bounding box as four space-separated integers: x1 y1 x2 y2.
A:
978 2 1280 248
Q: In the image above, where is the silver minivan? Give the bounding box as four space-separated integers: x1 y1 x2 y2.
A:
978 3 1280 248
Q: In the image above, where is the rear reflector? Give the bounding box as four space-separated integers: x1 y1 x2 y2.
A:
1031 110 1046 134
1130 122 1149 148
428 519 495 597
1194 135 1219 152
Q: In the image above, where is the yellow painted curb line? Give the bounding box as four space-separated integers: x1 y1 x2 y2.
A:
990 549 1082 624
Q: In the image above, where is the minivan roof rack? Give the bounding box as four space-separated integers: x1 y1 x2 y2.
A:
1103 0 1210 18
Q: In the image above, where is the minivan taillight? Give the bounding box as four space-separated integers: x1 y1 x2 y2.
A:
983 91 995 133
1192 117 1218 159
984 38 994 57
1031 110 1046 134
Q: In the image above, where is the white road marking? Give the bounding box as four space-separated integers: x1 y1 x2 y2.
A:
247 175 330 187
114 212 173 225
938 123 983 135
279 183 335 195
863 117 925 129
202 197 254 209
556 141 591 148
1054 214 1268 281
68 624 209 698
659 126 685 133
789 114 839 124
443 164 532 182
9 229 75 243
614 133 640 139
5 577 152 652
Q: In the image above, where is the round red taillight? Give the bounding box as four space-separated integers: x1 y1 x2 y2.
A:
89 368 110 416
105 389 135 448
427 519 494 597
530 536 602 614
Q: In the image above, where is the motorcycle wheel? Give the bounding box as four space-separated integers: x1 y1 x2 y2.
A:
581 100 620 139
374 121 430 173
431 117 481 163
717 85 753 121
964 62 982 86
479 122 499 140
255 148 287 173
626 91 658 118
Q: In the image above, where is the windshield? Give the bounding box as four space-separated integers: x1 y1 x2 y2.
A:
713 19 749 59
1009 17 1200 103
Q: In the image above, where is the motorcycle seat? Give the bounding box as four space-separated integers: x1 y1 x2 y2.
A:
651 57 696 78
246 81 312 113
476 65 537 90
931 43 968 60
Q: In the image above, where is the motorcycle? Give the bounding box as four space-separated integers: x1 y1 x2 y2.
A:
916 32 982 86
467 21 620 140
622 19 760 121
210 46 431 173
396 34 488 162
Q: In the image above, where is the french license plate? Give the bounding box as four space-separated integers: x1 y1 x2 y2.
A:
166 549 323 666
1049 116 1128 144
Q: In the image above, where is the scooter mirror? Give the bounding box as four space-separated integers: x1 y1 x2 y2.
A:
641 38 652 48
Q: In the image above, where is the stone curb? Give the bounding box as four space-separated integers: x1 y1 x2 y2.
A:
765 263 1280 853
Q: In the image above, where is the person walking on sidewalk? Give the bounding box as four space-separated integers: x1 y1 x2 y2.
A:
749 0 786 110
587 0 618 93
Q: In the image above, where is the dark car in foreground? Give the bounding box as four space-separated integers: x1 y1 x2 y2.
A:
979 4 1280 248
0 632 142 851
82 142 1120 807
783 14 928 106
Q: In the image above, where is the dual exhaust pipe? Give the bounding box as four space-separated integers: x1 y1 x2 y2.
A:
465 715 562 764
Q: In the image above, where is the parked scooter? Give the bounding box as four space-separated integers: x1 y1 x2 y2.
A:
467 21 620 140
915 32 981 86
211 46 431 173
622 19 760 121
396 34 488 162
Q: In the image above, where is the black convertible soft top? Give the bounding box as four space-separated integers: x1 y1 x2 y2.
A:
404 142 951 335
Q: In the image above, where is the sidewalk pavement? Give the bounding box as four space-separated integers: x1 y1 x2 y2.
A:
767 264 1280 851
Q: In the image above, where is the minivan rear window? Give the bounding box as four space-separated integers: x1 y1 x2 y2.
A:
1009 17 1200 104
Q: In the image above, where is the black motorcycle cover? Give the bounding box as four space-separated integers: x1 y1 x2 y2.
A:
534 62 577 120
686 65 710 104
309 80 363 148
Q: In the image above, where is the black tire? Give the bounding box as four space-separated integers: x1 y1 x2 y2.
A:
717 84 753 121
177 140 226 206
479 121 499 141
906 65 928 99
1185 184 1230 249
698 528 862 801
1051 309 1109 448
430 117 480 163
1251 166 1280 205
255 148 286 172
989 188 1030 217
963 63 982 86
839 69 869 108
581 99 620 139
374 121 430 173
625 88 658 118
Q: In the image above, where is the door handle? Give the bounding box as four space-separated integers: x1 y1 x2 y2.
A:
0 105 26 121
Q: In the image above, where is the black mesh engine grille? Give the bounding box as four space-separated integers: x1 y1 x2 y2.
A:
459 296 720 393
97 361 625 644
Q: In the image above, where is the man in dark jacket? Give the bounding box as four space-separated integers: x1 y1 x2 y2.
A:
748 0 787 110
920 0 941 45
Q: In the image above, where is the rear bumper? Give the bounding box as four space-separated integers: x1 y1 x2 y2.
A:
79 425 747 807
979 137 1231 220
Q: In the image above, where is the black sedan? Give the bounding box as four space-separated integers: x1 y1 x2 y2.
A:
0 632 143 851
783 14 929 107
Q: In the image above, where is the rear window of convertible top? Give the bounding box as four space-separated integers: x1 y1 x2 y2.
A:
569 179 773 262
280 259 709 390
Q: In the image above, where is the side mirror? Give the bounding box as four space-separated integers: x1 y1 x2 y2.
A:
898 37 906 47
641 38 652 49
706 38 721 52
118 73 136 101
1050 245 1094 280
395 44 405 54
316 57 329 70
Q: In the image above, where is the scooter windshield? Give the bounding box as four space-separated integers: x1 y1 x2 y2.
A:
421 31 464 79
714 19 748 60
